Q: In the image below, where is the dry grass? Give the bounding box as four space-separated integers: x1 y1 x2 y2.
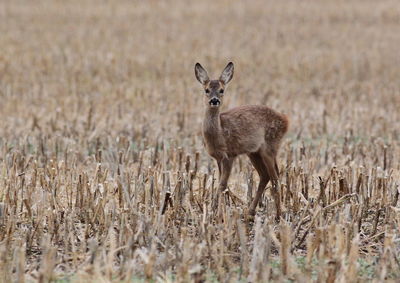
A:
1 0 400 282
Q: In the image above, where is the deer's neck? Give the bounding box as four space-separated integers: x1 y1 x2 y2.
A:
203 108 222 139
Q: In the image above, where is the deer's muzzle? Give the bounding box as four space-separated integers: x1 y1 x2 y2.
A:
209 97 220 107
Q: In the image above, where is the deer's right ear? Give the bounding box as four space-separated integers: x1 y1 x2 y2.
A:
195 63 209 85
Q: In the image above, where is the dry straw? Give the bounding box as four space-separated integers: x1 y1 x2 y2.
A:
0 0 400 281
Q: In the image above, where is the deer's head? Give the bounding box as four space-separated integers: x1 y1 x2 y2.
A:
195 62 234 108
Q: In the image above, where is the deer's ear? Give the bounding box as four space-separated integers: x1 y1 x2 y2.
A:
219 62 234 85
195 63 209 85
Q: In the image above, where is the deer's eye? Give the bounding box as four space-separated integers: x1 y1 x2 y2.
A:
219 89 224 94
205 89 210 94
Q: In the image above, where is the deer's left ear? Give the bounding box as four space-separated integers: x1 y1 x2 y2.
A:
219 62 234 85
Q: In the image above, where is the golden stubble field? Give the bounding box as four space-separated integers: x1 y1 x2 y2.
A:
1 0 400 282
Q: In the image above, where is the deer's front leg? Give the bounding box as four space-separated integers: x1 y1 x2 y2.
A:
212 157 233 212
217 160 221 178
218 157 233 192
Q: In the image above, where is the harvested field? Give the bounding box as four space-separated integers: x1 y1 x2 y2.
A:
0 0 400 281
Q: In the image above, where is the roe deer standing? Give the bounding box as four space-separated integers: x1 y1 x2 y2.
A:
194 62 289 218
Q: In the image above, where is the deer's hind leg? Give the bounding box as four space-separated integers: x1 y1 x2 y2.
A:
259 149 281 220
248 152 270 216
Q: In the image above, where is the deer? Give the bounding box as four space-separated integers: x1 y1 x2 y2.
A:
194 62 289 218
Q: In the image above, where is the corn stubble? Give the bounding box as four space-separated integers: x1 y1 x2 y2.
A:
1 0 400 282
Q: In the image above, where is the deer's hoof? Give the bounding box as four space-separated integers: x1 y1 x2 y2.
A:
247 213 255 223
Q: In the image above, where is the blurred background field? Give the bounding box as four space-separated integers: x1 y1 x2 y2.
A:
0 0 400 281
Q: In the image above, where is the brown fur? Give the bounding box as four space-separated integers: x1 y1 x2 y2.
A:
195 62 288 217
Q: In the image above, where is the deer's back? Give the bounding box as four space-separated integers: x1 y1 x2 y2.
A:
220 105 288 156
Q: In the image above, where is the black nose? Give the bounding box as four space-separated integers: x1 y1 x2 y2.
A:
209 97 220 106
